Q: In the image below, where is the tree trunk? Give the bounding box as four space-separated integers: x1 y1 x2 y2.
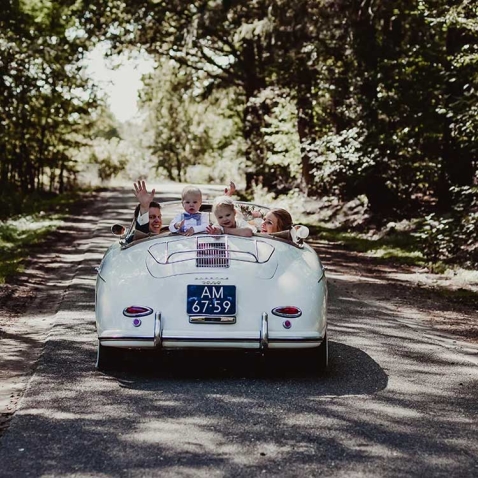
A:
242 39 267 191
295 57 316 196
437 25 474 210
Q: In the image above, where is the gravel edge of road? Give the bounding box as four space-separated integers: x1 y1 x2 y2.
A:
0 192 103 438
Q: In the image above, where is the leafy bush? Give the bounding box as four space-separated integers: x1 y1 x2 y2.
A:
415 186 478 267
309 126 375 197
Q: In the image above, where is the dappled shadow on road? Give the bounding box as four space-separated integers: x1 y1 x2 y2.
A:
4 278 478 477
1 322 476 477
1 189 478 476
0 187 184 393
0 188 143 433
312 239 478 342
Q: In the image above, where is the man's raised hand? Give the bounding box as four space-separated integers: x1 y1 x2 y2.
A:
133 180 155 213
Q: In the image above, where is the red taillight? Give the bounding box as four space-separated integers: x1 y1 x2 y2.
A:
271 306 302 318
123 306 153 317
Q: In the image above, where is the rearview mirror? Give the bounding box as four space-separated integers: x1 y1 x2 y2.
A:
111 224 126 236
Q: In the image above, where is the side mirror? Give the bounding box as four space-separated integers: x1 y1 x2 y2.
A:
290 225 309 247
295 225 309 240
111 224 126 236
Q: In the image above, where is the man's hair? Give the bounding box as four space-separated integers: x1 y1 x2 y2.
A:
149 201 161 209
270 208 293 231
181 185 202 200
212 195 235 213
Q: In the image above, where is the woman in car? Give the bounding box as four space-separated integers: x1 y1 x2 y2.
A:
259 208 308 245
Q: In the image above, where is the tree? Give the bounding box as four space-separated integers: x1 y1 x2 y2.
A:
0 0 98 204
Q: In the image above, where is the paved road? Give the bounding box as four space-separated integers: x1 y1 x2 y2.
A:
0 185 477 477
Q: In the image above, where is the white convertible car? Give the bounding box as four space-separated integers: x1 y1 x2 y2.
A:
95 201 328 372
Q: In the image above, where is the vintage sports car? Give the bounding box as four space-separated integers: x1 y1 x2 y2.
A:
95 201 328 371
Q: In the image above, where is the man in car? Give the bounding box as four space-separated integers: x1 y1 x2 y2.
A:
132 181 163 238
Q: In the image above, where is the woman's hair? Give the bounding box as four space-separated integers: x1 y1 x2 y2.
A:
270 208 293 231
212 196 235 214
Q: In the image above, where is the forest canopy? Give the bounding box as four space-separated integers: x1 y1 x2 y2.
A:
1 0 477 266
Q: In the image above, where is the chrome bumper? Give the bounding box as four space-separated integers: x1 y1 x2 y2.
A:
98 311 324 350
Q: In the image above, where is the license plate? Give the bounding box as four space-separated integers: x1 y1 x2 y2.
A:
187 285 236 316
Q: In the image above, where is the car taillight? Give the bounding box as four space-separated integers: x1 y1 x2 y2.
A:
123 306 153 317
271 306 302 318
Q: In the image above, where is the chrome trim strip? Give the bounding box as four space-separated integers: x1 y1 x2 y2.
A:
99 336 322 345
268 338 323 343
165 248 258 264
162 337 258 343
189 316 236 324
154 312 162 348
260 312 269 350
100 337 153 342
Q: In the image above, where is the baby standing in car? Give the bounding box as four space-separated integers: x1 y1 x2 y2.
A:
169 186 209 236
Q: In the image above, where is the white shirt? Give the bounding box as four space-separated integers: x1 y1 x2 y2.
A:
169 212 209 234
137 211 149 226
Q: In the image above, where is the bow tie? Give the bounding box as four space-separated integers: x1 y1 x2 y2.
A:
183 212 201 220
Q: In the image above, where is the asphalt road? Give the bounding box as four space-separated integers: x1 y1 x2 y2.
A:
0 185 477 477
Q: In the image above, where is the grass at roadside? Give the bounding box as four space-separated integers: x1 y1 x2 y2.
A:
0 215 62 283
0 191 87 283
308 223 478 304
308 225 426 266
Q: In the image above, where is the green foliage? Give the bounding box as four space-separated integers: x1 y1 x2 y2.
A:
139 59 245 182
3 0 474 269
310 127 371 196
0 213 61 283
0 185 83 220
415 186 478 267
261 88 302 184
87 138 128 181
0 0 98 196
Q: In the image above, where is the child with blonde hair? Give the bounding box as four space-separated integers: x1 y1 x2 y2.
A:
206 196 256 237
169 185 209 236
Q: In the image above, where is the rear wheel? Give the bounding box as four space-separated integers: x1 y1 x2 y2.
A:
310 333 328 374
96 341 119 371
318 332 329 372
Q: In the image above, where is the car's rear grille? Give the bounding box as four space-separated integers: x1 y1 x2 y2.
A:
196 242 229 268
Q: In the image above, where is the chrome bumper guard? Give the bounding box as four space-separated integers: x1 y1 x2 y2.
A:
260 312 269 351
154 312 162 347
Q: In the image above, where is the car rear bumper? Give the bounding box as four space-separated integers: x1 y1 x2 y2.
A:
98 312 326 350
